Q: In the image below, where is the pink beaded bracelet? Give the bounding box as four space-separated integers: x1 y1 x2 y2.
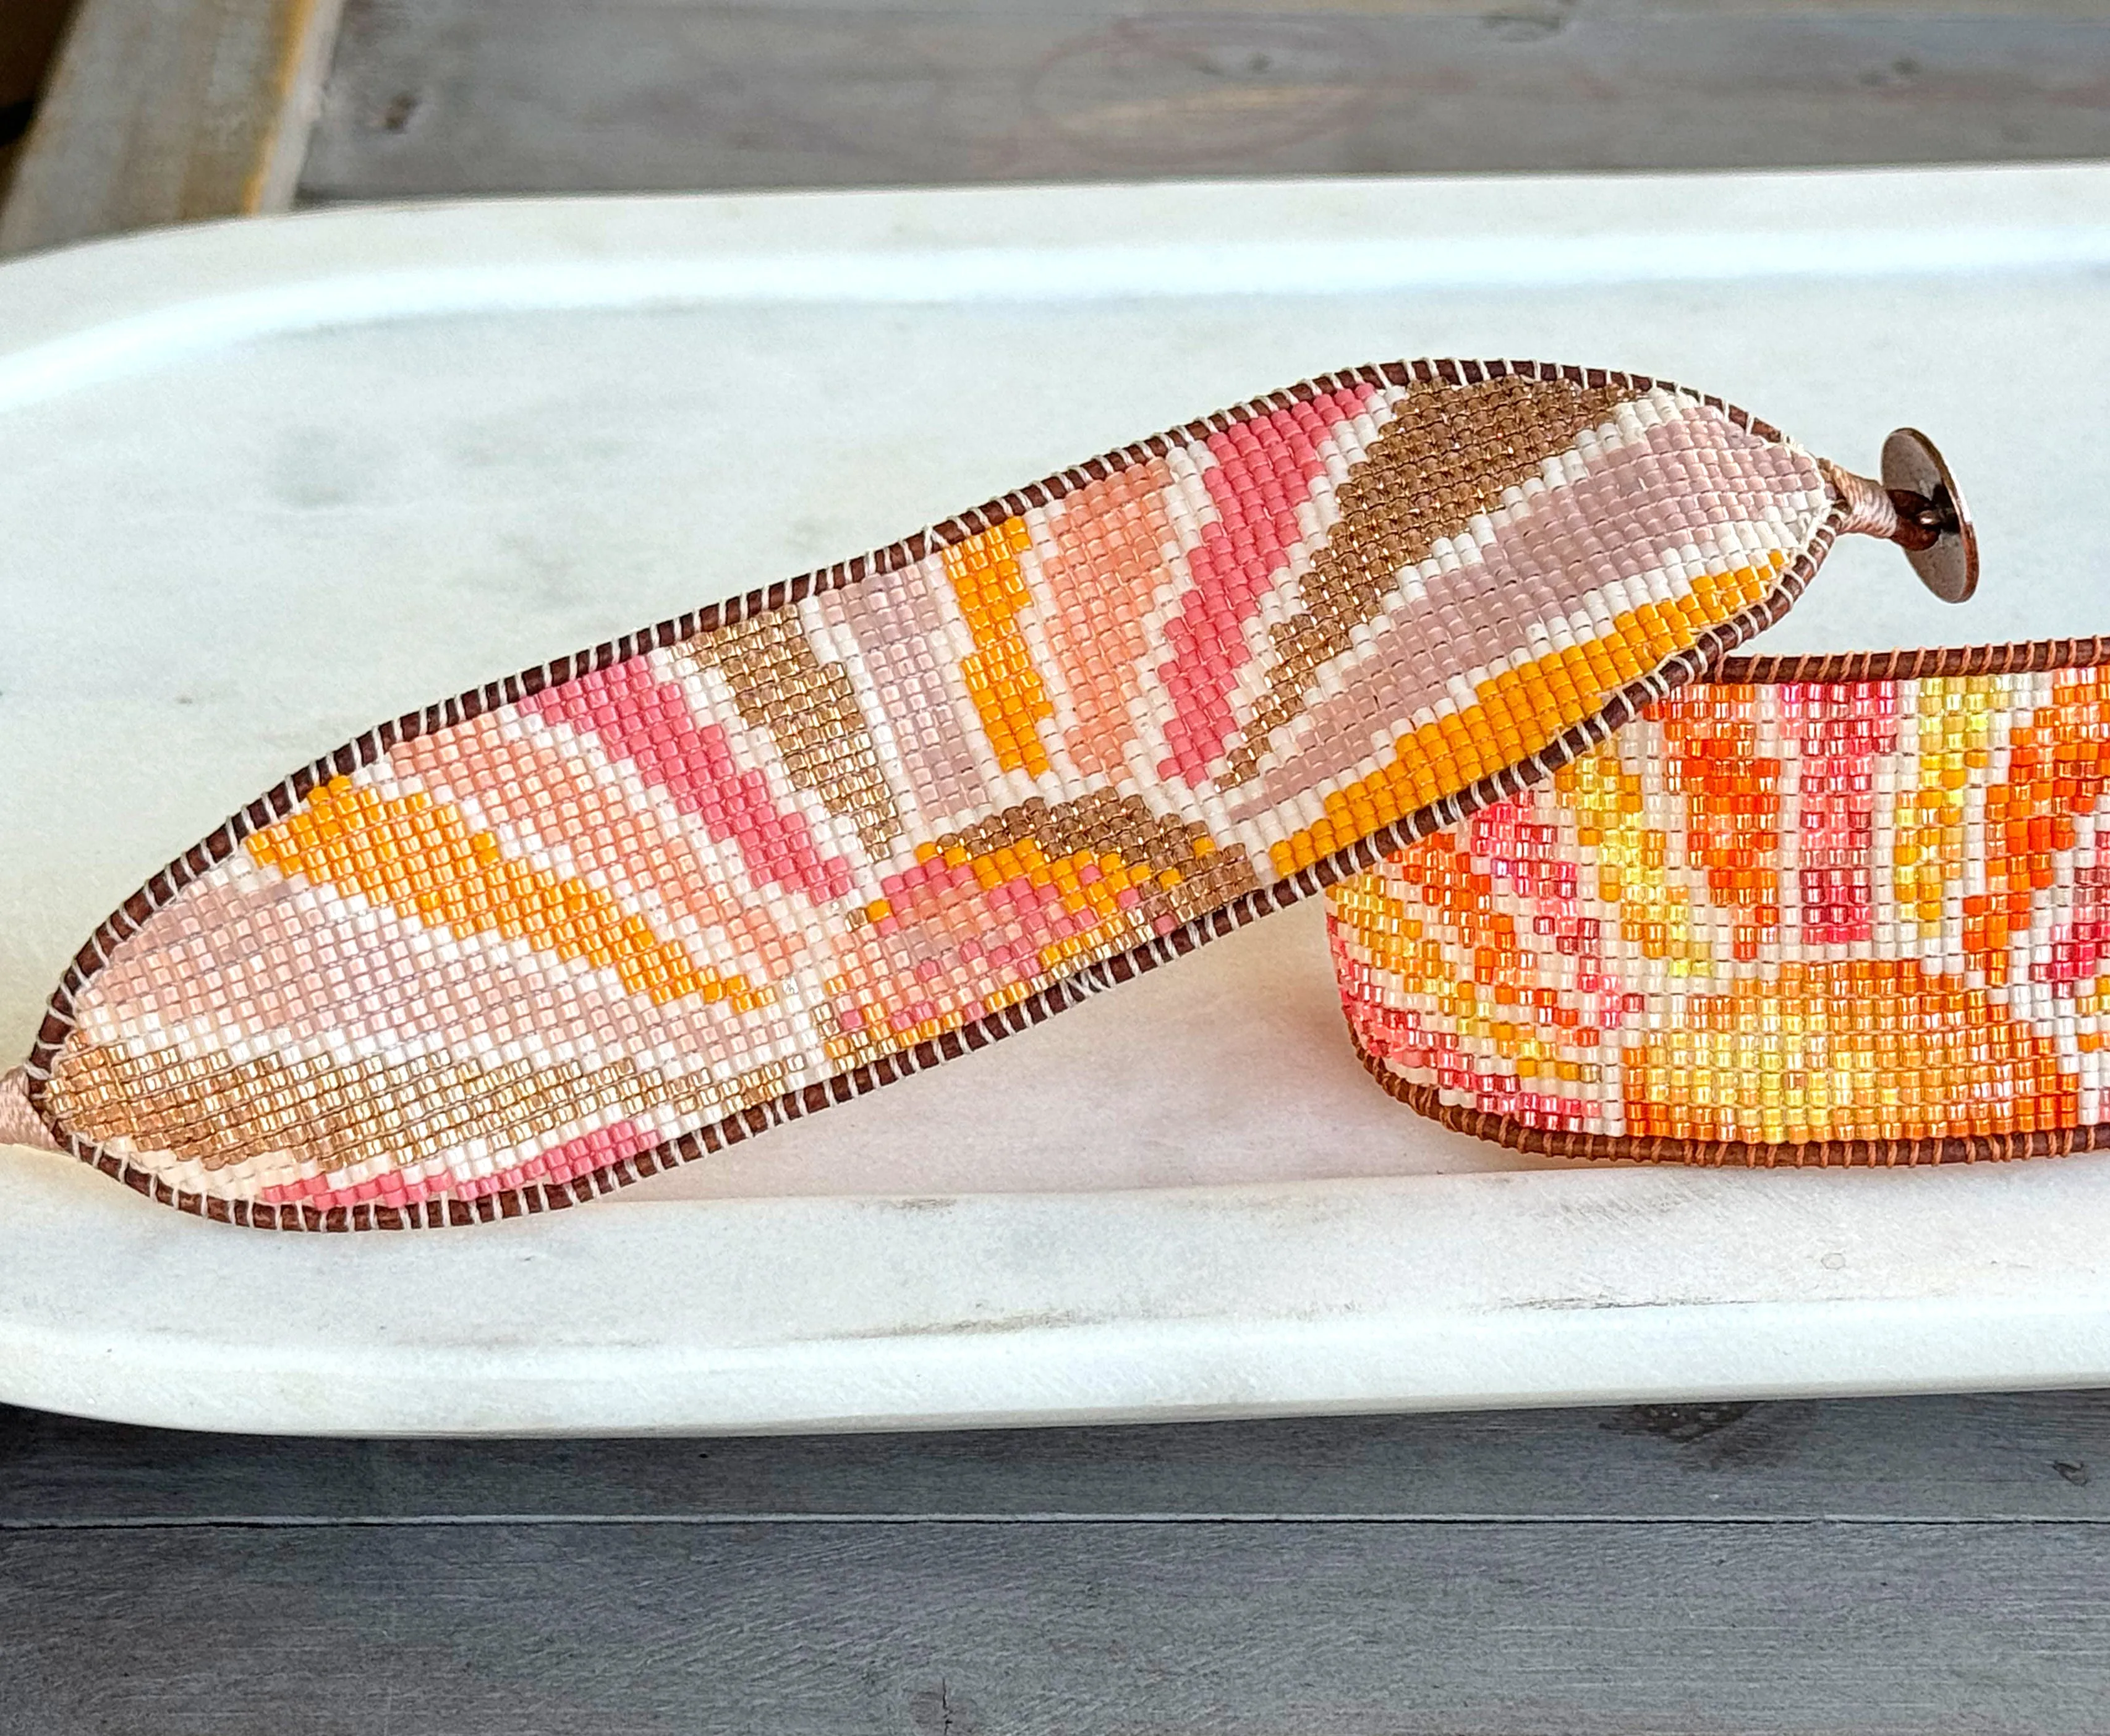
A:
15 358 2078 1235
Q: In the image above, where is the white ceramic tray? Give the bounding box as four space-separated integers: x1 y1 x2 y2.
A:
6 168 2110 1435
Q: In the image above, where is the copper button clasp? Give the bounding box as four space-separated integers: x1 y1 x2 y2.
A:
1830 428 1978 604
1881 427 1977 604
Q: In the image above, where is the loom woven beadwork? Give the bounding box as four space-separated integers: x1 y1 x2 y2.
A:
1334 656 2110 1160
25 360 1842 1227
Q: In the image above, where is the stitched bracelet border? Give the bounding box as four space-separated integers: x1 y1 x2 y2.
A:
22 358 1832 1229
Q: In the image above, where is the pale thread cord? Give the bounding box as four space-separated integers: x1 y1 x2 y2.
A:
0 1067 57 1151
1823 461 1907 542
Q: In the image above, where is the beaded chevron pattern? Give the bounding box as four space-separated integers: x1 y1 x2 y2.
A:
1336 648 2110 1162
25 360 1842 1228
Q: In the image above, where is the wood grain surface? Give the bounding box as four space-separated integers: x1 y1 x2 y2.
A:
8 1393 2110 1525
0 0 75 206
7 1395 2110 1730
5 1517 2108 1732
0 0 344 256
301 0 2110 205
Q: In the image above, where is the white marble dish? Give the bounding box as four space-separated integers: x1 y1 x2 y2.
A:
4 167 2109 1434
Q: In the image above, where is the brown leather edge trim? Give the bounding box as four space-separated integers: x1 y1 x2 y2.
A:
1713 637 2110 686
1350 1030 2110 1168
22 359 1824 1230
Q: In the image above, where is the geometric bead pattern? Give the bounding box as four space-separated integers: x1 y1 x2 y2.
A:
27 360 1837 1227
1334 661 2110 1158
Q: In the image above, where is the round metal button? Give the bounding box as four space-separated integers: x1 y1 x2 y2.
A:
1881 427 1978 605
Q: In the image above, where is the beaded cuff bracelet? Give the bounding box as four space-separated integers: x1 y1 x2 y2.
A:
6 357 2073 1233
1338 641 2110 1165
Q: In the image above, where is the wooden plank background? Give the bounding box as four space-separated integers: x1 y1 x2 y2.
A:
300 0 2110 205
8 1393 2110 1732
9 5 2110 247
0 0 342 255
11 1522 2109 1733
0 0 75 202
8 1390 2110 1523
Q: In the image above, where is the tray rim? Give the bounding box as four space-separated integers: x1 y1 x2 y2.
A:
4 161 2110 416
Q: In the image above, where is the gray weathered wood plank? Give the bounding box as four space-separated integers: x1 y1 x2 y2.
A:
0 0 76 207
9 1393 2110 1524
301 0 2110 206
0 0 345 257
6 1519 2109 1734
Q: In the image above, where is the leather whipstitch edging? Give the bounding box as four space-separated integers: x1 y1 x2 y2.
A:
23 362 1844 1228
